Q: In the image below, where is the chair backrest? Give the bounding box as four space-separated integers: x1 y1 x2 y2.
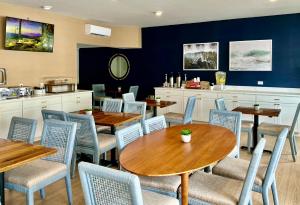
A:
124 101 147 121
183 96 196 124
122 92 135 102
92 84 106 97
41 119 77 168
215 98 227 111
66 113 99 154
129 86 139 100
7 116 37 144
288 102 300 140
116 123 143 151
102 98 123 112
41 109 67 121
263 128 288 188
209 109 242 152
79 162 143 205
239 138 266 205
143 115 167 134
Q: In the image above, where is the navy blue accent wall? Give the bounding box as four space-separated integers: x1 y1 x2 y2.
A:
79 13 300 99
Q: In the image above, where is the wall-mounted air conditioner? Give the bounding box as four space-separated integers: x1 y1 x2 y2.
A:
85 24 111 37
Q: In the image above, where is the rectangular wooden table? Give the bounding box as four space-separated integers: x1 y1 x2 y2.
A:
233 106 281 151
145 99 176 116
0 139 56 205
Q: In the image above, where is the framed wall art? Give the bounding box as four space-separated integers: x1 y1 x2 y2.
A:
183 42 219 71
229 40 272 71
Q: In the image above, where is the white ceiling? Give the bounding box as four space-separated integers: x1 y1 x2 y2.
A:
2 0 300 27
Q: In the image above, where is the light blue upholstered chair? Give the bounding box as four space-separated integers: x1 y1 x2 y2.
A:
97 98 123 132
5 119 77 205
123 101 147 126
215 98 254 152
78 162 179 205
122 92 135 102
143 115 167 134
66 113 116 177
185 138 266 205
213 128 288 205
165 96 196 126
41 109 66 121
116 123 181 198
92 84 111 109
258 102 300 162
7 116 37 144
129 85 139 100
209 109 242 158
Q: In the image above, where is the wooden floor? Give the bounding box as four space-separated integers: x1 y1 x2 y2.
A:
4 133 300 205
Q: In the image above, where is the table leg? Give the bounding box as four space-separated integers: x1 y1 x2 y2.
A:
252 115 259 148
153 107 157 117
181 173 189 205
110 126 117 165
0 172 4 205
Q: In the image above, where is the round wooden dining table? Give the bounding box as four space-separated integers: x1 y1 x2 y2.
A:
120 123 236 205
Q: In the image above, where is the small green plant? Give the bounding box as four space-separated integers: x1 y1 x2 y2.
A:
155 96 161 99
84 108 92 111
181 128 192 135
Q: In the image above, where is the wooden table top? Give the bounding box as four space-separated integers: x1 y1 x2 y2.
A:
120 124 236 176
79 110 142 127
0 139 56 173
233 106 281 117
145 99 176 108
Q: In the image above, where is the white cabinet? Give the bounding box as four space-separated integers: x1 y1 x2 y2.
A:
23 96 62 140
155 89 184 115
199 92 219 122
0 100 23 139
62 92 92 112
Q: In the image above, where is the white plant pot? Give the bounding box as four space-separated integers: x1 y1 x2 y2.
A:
181 134 191 143
155 99 161 103
85 110 92 115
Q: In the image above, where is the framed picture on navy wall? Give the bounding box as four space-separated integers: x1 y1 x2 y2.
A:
229 40 272 71
183 42 219 71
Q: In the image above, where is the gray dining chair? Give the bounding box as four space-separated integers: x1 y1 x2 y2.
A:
122 92 135 102
78 162 179 205
7 116 37 144
257 102 300 162
143 115 167 134
123 101 147 126
97 98 123 132
213 128 288 205
184 138 266 205
165 96 196 126
116 123 181 198
41 109 67 121
129 85 139 100
66 113 116 177
5 119 77 205
215 98 254 152
209 109 242 158
92 84 111 109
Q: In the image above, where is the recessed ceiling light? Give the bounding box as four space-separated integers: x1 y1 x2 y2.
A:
41 5 53 10
269 0 278 2
153 11 163 17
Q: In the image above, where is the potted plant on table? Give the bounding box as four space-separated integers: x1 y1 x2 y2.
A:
155 96 161 103
84 108 93 115
181 128 192 143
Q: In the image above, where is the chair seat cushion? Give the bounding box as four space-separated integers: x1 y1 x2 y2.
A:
139 175 181 193
78 133 116 153
142 190 179 205
227 145 238 158
5 159 66 188
258 122 290 136
164 112 184 124
212 157 267 186
94 96 111 101
242 120 253 130
184 171 243 205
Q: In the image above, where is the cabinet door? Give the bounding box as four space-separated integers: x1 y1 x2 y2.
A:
166 95 183 114
277 103 298 129
77 92 92 110
199 98 216 122
0 101 23 138
62 95 78 112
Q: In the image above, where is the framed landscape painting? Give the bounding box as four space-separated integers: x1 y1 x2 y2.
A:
229 40 272 71
183 42 219 71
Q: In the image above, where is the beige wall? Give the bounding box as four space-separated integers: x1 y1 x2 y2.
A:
0 2 141 86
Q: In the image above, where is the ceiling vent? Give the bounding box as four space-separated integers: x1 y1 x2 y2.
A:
85 24 111 37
